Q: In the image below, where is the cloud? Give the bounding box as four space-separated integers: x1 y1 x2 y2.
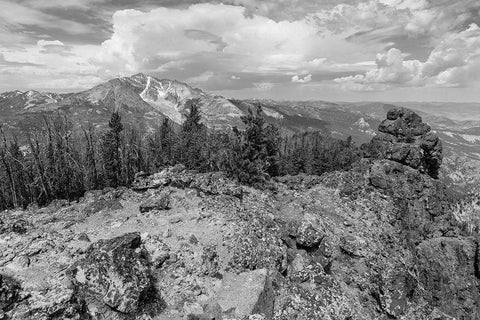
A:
186 70 214 84
253 81 275 91
0 53 42 67
1 0 479 102
184 29 228 52
37 40 65 47
335 23 480 90
291 74 312 83
93 3 383 88
36 39 74 56
0 1 94 37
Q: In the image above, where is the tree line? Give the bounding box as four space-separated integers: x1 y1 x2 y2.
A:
0 101 359 211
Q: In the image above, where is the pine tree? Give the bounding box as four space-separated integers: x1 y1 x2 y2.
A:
236 106 279 185
102 111 124 187
159 117 175 166
83 125 100 190
178 100 207 170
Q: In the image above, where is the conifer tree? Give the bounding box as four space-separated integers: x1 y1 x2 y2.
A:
102 111 124 187
178 100 207 170
237 106 279 185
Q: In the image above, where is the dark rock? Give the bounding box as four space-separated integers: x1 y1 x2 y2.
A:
77 233 91 242
139 191 171 213
201 245 219 276
339 234 366 257
363 107 442 178
68 233 161 317
0 219 29 235
189 234 199 245
378 268 417 318
0 274 21 314
295 223 324 249
83 199 123 215
286 217 325 250
416 237 480 318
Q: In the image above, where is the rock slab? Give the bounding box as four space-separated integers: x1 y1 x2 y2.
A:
216 268 274 319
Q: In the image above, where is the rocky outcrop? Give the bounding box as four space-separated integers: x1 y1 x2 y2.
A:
363 107 442 178
68 233 161 319
133 165 243 198
416 237 480 318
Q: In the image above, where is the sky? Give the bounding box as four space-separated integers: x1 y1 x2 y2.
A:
0 0 479 102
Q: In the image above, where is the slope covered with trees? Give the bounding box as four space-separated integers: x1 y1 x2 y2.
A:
0 101 359 211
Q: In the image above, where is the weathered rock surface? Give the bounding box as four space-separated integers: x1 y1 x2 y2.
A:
363 107 442 178
68 233 160 319
216 269 274 319
416 237 480 319
139 191 171 212
133 165 243 198
0 274 20 317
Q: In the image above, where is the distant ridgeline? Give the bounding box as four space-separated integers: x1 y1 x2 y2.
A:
0 102 360 211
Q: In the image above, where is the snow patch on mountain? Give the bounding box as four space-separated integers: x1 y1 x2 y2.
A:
263 107 284 119
354 117 376 136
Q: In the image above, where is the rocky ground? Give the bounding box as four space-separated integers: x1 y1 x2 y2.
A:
1 108 480 320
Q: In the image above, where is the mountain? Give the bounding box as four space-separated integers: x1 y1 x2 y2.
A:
0 73 244 133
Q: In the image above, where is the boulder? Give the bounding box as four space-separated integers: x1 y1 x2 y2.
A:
416 237 480 318
82 198 123 215
0 218 29 235
363 107 442 178
286 215 325 250
0 274 20 315
139 191 171 213
216 269 274 319
68 233 159 317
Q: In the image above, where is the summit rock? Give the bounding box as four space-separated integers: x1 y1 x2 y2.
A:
363 107 443 178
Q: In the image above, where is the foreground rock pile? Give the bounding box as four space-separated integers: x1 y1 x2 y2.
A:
0 108 478 319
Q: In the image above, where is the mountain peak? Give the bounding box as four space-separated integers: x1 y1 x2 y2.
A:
131 72 148 79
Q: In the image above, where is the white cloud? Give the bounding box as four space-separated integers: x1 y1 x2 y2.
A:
37 40 65 47
291 74 312 83
253 81 275 91
335 23 480 90
186 71 214 84
93 3 383 79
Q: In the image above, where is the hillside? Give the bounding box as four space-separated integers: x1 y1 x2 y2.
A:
1 109 479 319
0 74 243 134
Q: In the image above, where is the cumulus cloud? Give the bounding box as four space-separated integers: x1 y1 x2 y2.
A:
335 23 480 90
291 74 312 83
92 3 385 91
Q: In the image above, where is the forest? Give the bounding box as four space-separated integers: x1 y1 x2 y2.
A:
0 102 360 211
